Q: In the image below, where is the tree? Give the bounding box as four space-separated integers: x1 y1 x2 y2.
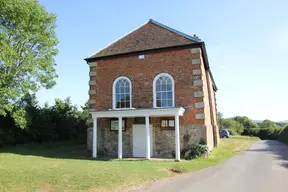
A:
217 112 224 129
0 0 58 127
233 116 258 129
222 118 244 134
260 119 280 129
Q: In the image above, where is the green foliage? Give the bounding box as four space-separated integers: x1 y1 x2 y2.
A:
279 125 288 143
181 144 209 160
217 112 224 129
0 94 88 146
260 119 280 129
222 118 244 134
233 116 258 128
242 128 283 140
199 138 207 145
225 128 238 135
0 0 58 127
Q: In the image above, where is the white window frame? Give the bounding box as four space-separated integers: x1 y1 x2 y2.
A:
112 76 132 110
153 73 175 108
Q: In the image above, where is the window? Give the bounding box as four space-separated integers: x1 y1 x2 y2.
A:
113 76 132 109
153 73 175 108
161 118 175 129
110 118 126 131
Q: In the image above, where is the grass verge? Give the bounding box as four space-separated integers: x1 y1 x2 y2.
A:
0 136 259 192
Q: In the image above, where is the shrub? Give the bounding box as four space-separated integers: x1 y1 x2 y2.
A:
225 129 238 135
199 138 207 145
279 125 288 143
181 144 209 160
242 128 283 140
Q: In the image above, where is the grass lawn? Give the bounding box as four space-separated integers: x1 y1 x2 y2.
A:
0 136 259 192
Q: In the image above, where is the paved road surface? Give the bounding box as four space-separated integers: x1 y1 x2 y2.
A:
133 140 288 192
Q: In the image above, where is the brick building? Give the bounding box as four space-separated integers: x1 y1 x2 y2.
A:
85 19 219 161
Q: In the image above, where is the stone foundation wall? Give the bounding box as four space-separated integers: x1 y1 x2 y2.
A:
153 124 206 158
88 123 207 158
87 127 131 157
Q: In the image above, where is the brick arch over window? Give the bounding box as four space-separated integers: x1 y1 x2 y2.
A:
112 76 132 109
153 73 175 108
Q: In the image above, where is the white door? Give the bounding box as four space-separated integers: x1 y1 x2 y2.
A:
133 124 153 157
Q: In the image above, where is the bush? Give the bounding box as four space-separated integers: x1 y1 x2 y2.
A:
199 138 207 145
0 95 89 147
225 129 238 135
181 144 209 160
242 128 283 140
222 118 244 134
279 125 288 143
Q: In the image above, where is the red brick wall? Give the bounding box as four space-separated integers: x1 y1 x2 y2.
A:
89 48 205 124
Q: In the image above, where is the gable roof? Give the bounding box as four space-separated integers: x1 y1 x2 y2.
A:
84 19 218 91
86 19 202 60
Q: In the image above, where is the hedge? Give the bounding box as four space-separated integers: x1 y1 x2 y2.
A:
242 128 283 140
279 125 288 143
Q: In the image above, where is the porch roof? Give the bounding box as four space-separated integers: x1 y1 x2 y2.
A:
90 107 185 118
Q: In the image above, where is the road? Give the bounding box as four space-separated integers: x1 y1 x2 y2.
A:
134 140 288 192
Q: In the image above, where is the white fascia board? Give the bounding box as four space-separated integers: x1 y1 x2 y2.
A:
90 107 185 118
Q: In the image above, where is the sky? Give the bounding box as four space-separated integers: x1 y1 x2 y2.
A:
37 0 288 121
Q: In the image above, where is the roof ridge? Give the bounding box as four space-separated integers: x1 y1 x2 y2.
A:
148 19 202 42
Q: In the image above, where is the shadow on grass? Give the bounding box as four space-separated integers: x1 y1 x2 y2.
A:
246 140 288 169
0 142 118 161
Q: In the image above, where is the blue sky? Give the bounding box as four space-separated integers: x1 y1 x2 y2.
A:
37 0 288 121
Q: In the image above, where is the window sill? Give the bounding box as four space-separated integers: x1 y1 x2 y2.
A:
111 107 135 110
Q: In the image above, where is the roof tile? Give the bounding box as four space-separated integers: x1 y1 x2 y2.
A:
88 20 200 59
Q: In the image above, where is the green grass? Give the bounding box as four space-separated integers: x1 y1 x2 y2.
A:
0 136 259 192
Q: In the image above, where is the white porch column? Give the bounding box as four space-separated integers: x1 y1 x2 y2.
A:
145 116 151 160
92 117 97 158
175 115 180 161
118 117 123 159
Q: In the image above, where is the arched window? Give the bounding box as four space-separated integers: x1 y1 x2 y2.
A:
113 76 132 109
153 73 175 108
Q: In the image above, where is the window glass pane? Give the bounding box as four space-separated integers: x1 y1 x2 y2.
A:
125 86 130 93
116 95 120 102
126 100 130 108
116 85 120 93
116 101 121 108
162 92 167 100
166 78 172 84
167 83 172 91
167 99 172 107
161 84 167 91
120 101 125 108
156 92 161 100
162 99 167 107
120 85 125 93
156 99 161 107
167 92 172 99
125 94 130 100
156 84 160 91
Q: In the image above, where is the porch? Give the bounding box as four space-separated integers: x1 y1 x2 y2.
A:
90 107 185 161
